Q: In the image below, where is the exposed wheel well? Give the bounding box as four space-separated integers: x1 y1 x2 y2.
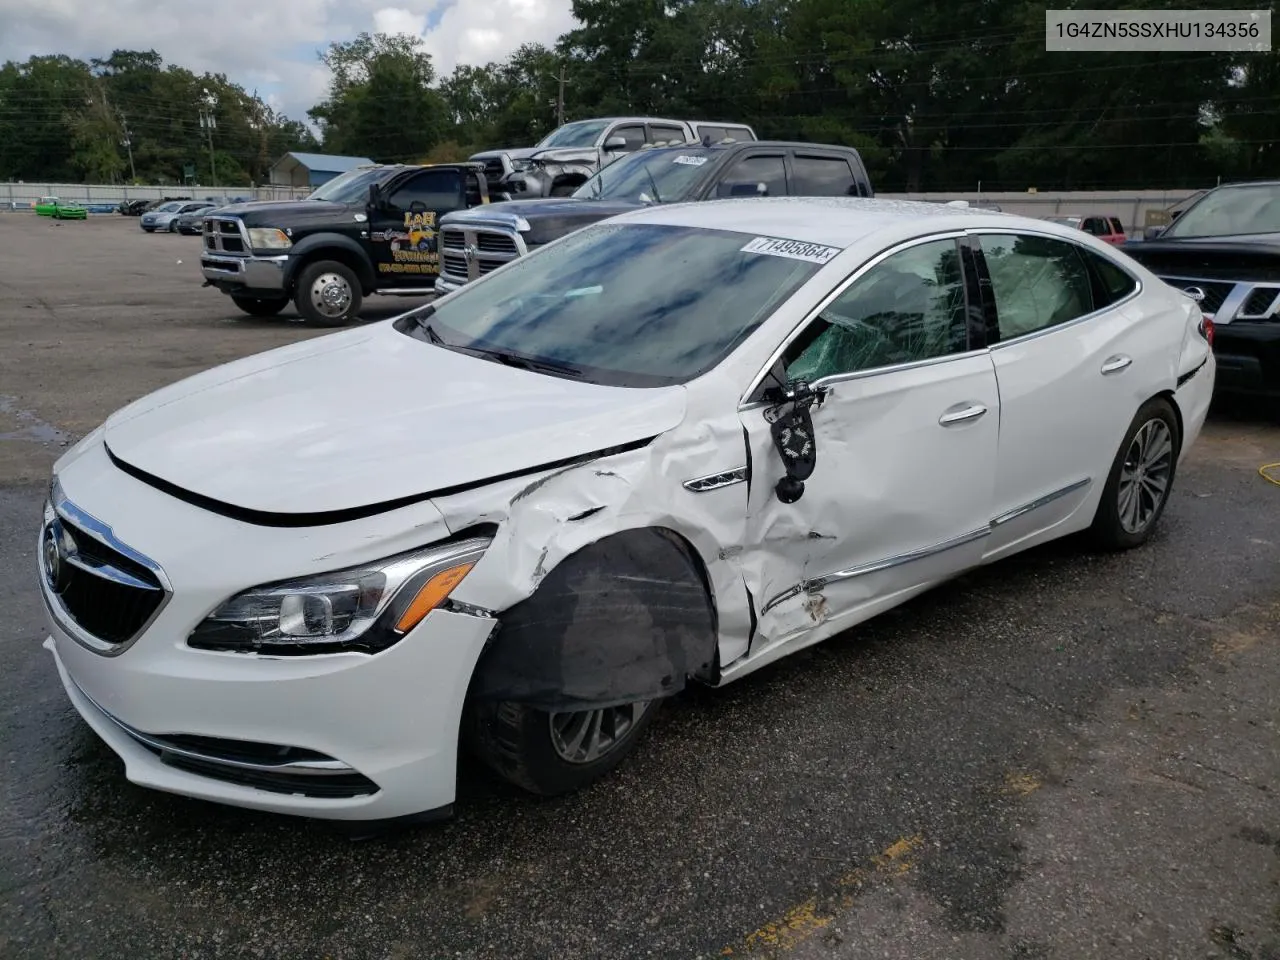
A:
467 525 721 712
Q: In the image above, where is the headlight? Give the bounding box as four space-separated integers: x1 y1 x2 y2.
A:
247 227 292 251
187 536 490 655
510 158 536 173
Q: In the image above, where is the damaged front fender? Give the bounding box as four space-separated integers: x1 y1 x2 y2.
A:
466 526 717 712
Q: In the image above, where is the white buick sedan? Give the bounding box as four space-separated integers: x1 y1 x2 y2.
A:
39 198 1214 823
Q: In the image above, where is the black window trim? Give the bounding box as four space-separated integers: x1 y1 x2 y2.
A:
606 122 647 151
719 152 790 198
388 167 465 211
740 230 982 408
646 121 690 144
965 227 1145 351
785 150 863 199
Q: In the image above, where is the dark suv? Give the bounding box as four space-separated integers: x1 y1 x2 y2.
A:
1122 180 1280 397
435 140 873 294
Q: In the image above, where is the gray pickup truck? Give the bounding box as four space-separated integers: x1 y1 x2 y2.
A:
469 116 757 200
435 139 873 296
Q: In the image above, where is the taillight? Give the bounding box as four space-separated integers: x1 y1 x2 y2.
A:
1198 313 1215 346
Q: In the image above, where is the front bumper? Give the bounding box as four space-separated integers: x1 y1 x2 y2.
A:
1213 322 1280 397
40 442 498 821
201 253 290 297
434 275 464 296
44 604 494 821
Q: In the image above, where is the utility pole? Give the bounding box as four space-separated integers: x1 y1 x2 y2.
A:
119 111 136 182
198 89 218 186
555 62 567 127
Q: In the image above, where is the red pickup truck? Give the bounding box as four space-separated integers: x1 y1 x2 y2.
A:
1046 214 1128 245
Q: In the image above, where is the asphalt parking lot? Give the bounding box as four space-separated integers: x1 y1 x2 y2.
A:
1 213 1279 960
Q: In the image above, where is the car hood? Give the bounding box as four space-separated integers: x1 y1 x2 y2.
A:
1121 236 1280 283
472 145 600 166
450 198 643 246
471 146 544 163
211 200 358 228
101 322 687 518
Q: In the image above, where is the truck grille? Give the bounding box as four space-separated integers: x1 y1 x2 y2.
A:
438 223 526 288
1155 275 1280 323
42 509 167 647
203 217 247 254
1242 286 1280 317
482 158 507 186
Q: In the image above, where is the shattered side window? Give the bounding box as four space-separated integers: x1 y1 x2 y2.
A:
784 238 969 381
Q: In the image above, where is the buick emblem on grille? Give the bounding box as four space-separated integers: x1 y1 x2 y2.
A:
42 522 70 593
1182 286 1206 303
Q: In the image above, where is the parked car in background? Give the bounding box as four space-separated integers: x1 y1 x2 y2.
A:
34 196 88 220
1123 179 1280 397
117 199 150 216
175 203 227 235
141 200 216 233
200 162 496 325
436 140 872 294
470 116 757 199
1047 214 1127 245
38 198 1213 822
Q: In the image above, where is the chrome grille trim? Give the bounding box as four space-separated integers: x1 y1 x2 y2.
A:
1156 275 1280 324
40 480 173 657
437 222 528 288
202 216 250 255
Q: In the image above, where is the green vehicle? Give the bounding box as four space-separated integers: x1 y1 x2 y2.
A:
33 196 88 220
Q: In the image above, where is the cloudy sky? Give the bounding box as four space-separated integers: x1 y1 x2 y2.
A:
0 0 580 126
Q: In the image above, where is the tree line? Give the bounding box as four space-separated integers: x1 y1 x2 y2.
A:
0 50 318 186
3 0 1277 191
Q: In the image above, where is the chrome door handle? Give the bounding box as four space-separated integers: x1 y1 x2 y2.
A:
1101 354 1132 375
939 403 988 426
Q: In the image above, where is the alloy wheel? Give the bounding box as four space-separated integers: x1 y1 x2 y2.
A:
549 701 654 765
1117 418 1173 534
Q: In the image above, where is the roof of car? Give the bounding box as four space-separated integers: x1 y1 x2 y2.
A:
615 196 1037 249
642 139 856 153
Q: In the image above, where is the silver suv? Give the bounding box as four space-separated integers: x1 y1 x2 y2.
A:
469 116 756 199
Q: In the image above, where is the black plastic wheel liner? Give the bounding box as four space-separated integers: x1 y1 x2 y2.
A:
468 527 718 713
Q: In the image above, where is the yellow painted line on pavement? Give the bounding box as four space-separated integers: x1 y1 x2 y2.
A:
723 834 926 955
1003 772 1043 797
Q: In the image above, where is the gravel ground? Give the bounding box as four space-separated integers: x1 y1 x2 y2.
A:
1 214 1278 960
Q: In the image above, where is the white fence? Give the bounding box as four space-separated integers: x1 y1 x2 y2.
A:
2 181 312 212
2 181 1202 231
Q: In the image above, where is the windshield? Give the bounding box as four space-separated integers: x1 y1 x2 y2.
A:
306 167 385 203
1164 184 1280 238
156 202 183 212
573 149 715 203
536 120 610 149
399 222 828 387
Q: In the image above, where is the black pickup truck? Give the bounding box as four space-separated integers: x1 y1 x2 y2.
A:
434 140 873 294
200 162 499 326
1122 180 1280 398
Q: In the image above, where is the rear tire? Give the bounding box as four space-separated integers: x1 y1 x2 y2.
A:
231 295 289 318
466 698 661 797
293 259 362 327
1090 396 1180 550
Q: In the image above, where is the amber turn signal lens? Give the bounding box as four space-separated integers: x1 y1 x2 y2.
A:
395 562 476 633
